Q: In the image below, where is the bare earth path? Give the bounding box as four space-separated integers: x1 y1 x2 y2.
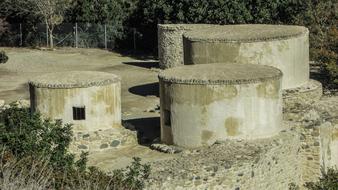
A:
0 47 173 170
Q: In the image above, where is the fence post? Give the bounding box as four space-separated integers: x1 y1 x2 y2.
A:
104 24 107 49
133 28 136 50
75 23 78 48
46 23 49 47
19 23 23 46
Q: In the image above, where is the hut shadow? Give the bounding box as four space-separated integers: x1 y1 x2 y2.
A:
128 82 159 97
122 61 159 69
123 117 160 145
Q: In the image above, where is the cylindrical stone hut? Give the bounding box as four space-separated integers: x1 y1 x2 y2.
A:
159 64 283 148
29 71 121 132
183 24 309 89
158 24 219 69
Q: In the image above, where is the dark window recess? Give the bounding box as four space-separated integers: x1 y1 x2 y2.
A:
164 110 171 127
73 106 86 120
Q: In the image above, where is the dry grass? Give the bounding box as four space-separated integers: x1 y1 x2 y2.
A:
0 156 52 190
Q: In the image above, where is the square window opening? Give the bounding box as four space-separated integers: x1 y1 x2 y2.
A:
164 109 171 127
73 106 86 120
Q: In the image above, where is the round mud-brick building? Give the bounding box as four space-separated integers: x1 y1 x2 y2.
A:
183 24 309 89
159 64 283 148
158 24 219 69
29 71 121 132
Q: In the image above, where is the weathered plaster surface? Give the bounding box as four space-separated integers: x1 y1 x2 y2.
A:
161 81 283 148
183 26 309 89
30 83 121 132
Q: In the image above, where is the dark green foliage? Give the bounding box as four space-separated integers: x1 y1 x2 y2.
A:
128 0 337 87
305 168 338 190
126 0 313 54
291 0 337 89
0 105 77 170
0 105 151 190
66 0 137 48
0 50 8 64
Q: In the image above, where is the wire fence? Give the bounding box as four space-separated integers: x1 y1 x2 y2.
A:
0 23 139 50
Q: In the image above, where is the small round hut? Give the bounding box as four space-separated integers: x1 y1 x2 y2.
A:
159 64 283 148
29 71 121 132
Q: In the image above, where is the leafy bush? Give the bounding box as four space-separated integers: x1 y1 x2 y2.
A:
292 0 338 89
0 105 77 170
127 0 301 53
304 168 338 190
0 50 8 64
0 105 151 189
66 0 137 49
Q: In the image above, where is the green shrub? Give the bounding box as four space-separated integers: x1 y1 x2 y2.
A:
292 0 338 89
0 50 8 64
304 168 338 190
0 105 77 170
0 105 151 189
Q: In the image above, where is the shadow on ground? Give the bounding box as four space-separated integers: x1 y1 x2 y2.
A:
113 49 156 60
129 82 159 97
309 62 338 90
123 117 160 145
0 83 29 102
122 61 159 69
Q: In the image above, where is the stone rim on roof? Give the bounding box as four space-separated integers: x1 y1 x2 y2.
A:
29 71 120 89
183 24 308 43
158 24 217 31
158 64 282 85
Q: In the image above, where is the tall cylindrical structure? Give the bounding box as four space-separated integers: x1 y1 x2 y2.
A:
159 64 283 148
29 71 121 132
183 24 309 89
158 24 219 69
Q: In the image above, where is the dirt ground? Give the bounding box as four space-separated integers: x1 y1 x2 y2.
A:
0 47 173 170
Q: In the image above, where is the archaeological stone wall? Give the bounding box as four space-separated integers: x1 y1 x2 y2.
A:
146 130 301 189
158 24 219 69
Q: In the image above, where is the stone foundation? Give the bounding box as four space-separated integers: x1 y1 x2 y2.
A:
146 130 301 189
283 79 323 111
69 128 137 154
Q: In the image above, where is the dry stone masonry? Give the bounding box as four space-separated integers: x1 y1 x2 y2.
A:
158 24 219 69
147 130 301 189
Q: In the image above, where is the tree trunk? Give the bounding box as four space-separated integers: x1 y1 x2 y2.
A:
49 28 53 49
